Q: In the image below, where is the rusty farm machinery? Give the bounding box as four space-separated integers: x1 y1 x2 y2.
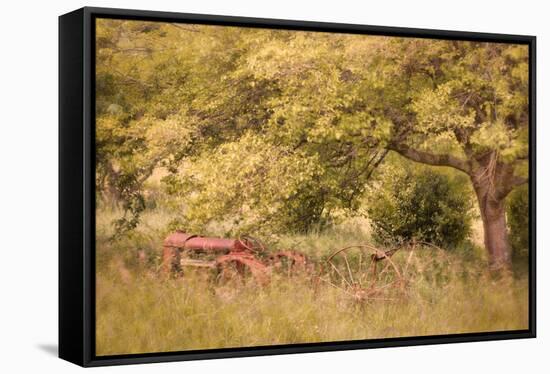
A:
161 231 412 302
162 232 309 284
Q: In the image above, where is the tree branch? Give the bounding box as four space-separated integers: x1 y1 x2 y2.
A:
388 141 471 174
496 174 528 200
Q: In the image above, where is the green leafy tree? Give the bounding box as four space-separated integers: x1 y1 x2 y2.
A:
242 35 529 268
376 40 529 269
95 21 386 234
95 21 529 269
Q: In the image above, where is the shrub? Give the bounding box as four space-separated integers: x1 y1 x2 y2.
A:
367 165 473 248
506 184 529 261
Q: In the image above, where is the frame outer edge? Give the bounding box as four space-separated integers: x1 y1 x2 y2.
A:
59 8 86 367
69 6 536 367
83 7 94 366
529 36 536 338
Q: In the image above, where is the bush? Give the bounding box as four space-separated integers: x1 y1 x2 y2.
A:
367 165 473 248
507 184 529 261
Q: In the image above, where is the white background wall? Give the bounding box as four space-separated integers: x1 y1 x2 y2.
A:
0 0 547 372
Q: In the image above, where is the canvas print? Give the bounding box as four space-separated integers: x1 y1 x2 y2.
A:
95 18 530 356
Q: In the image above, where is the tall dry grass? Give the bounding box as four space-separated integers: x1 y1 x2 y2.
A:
95 208 529 356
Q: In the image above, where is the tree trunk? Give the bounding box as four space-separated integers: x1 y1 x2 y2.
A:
473 182 511 270
388 142 524 271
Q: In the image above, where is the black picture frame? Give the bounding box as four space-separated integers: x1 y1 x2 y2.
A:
59 6 537 367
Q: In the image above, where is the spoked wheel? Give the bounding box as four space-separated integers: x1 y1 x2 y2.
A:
237 235 266 254
318 245 403 302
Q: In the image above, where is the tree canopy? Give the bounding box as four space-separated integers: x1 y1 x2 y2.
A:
96 19 529 267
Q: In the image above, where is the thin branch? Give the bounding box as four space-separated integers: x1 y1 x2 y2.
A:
111 69 154 89
364 149 389 180
170 23 202 33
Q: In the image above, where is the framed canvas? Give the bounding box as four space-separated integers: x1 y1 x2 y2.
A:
59 6 536 367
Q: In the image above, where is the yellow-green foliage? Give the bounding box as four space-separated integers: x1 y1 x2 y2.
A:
95 20 528 235
173 133 326 236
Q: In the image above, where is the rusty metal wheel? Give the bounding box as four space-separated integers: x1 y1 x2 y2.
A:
318 245 403 302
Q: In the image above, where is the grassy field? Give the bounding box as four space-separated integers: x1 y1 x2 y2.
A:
95 208 529 356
